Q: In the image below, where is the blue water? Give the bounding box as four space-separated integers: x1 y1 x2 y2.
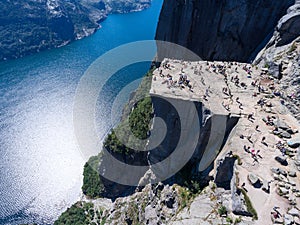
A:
0 1 163 224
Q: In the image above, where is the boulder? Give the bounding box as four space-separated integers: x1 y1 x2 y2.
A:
215 156 237 190
275 155 288 166
280 131 292 139
289 170 297 177
288 195 297 205
271 167 280 174
279 174 289 182
273 174 280 180
278 187 289 195
276 119 290 130
273 130 282 136
145 205 159 225
268 62 282 79
284 213 294 225
271 213 284 224
248 173 261 187
287 128 295 134
288 207 299 217
262 180 270 193
232 192 253 217
279 168 287 176
271 167 287 176
287 134 300 148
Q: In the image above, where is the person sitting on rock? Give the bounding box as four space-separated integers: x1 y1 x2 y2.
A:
247 135 253 144
273 206 281 217
247 113 255 122
205 88 210 97
244 145 250 153
222 101 230 111
178 74 184 85
256 150 263 159
257 98 265 108
239 103 243 110
240 82 247 89
271 211 279 220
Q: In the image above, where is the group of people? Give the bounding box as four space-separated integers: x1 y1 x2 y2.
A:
158 67 193 91
275 141 289 156
262 115 275 126
271 206 282 221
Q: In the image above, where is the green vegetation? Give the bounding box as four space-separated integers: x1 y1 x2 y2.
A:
104 96 153 154
82 155 104 198
81 70 154 199
126 200 140 224
233 154 242 165
239 188 258 220
104 70 153 154
288 42 297 53
218 205 227 216
226 217 233 223
176 185 195 211
103 129 131 154
54 202 95 225
264 63 270 69
129 97 153 140
234 216 242 224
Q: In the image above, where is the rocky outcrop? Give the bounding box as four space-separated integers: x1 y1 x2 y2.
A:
0 0 150 61
267 1 300 47
254 1 300 120
215 156 236 190
155 0 294 62
146 96 239 185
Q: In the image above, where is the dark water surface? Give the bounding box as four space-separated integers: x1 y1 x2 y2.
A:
0 1 163 224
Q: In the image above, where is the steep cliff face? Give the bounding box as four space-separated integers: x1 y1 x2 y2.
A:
147 96 239 184
155 0 294 62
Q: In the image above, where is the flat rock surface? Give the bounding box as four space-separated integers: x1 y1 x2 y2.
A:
151 59 300 225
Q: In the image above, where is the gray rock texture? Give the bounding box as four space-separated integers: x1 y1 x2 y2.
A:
254 1 300 120
288 134 300 148
155 0 294 62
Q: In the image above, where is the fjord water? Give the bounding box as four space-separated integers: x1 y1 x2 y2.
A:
0 1 163 224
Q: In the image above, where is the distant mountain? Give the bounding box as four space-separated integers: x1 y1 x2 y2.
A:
0 0 150 61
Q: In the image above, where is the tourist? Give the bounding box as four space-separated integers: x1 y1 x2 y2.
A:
255 125 260 131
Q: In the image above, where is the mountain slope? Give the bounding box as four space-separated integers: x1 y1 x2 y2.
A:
0 0 150 61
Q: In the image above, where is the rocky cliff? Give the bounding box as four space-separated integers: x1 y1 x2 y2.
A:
56 59 300 224
155 0 294 62
254 1 300 120
0 0 150 61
